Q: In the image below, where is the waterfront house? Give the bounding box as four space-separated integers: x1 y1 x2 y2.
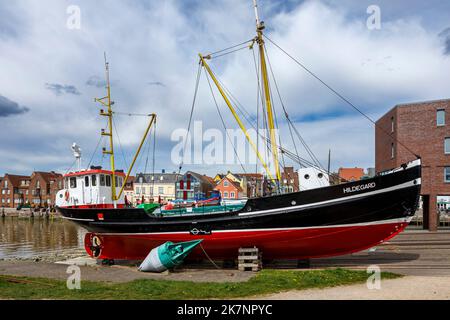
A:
28 171 63 207
280 167 299 193
214 176 244 199
135 172 181 204
175 171 215 200
0 174 31 208
123 176 135 205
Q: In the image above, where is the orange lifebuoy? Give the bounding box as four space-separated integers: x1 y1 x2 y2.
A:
64 190 70 201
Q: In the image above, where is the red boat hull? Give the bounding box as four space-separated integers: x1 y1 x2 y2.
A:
84 218 410 261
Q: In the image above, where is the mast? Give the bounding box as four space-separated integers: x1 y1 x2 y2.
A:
96 53 118 207
253 0 282 185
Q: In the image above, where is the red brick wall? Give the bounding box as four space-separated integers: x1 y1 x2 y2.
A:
376 99 450 230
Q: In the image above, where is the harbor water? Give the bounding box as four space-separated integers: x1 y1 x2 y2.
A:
0 217 86 261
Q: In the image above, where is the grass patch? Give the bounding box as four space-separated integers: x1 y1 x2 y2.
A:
0 268 401 300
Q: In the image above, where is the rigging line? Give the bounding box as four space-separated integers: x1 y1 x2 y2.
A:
263 34 419 158
204 71 247 173
64 158 77 175
86 135 103 170
151 120 157 199
206 39 254 57
210 45 250 59
207 60 320 177
263 44 302 168
112 116 130 170
264 43 324 170
251 47 261 175
178 63 203 174
113 112 154 117
85 118 109 169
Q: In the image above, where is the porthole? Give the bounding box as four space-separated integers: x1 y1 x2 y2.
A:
318 173 323 179
304 174 310 180
291 200 296 206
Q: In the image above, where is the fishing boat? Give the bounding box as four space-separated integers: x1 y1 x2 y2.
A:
57 0 421 262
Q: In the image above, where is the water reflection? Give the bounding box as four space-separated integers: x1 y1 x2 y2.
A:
0 217 86 260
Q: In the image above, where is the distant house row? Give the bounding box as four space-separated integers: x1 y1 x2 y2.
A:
1 166 374 208
0 172 63 208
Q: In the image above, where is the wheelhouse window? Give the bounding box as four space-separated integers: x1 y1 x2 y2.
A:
437 109 445 126
445 138 450 154
115 176 123 188
91 175 97 187
445 167 450 183
105 175 111 187
100 174 106 186
69 177 77 189
85 176 89 187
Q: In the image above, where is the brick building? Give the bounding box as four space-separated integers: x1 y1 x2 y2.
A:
375 99 450 231
1 174 31 208
280 167 299 193
214 176 244 199
28 171 63 206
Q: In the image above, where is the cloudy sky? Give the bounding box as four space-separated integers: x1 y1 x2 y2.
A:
1 0 449 177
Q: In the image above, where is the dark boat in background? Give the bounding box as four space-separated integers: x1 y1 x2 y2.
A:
57 0 421 262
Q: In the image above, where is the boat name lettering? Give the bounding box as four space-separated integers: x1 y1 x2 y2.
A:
343 182 376 194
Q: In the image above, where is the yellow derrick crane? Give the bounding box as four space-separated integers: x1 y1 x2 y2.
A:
198 0 282 186
95 54 156 207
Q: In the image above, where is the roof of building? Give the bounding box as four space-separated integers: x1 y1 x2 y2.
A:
32 171 62 183
396 98 450 108
135 173 181 184
186 171 215 186
4 174 31 187
235 173 263 179
338 167 365 182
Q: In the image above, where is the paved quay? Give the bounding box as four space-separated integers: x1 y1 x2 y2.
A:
311 229 450 276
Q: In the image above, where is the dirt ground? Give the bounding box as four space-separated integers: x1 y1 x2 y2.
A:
255 276 450 300
0 260 254 283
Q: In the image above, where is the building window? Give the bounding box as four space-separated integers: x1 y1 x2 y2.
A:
224 191 229 198
158 187 164 194
437 109 445 126
391 116 394 133
445 167 450 183
445 138 450 154
230 192 235 198
391 143 395 159
224 180 229 187
4 180 7 188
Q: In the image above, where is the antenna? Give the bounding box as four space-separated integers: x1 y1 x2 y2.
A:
253 0 261 28
71 142 82 171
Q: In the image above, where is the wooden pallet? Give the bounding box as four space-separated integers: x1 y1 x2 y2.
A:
238 247 262 272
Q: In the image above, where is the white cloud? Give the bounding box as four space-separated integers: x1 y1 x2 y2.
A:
0 0 449 176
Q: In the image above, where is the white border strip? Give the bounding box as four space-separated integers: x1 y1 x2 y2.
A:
97 217 412 236
239 178 420 217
